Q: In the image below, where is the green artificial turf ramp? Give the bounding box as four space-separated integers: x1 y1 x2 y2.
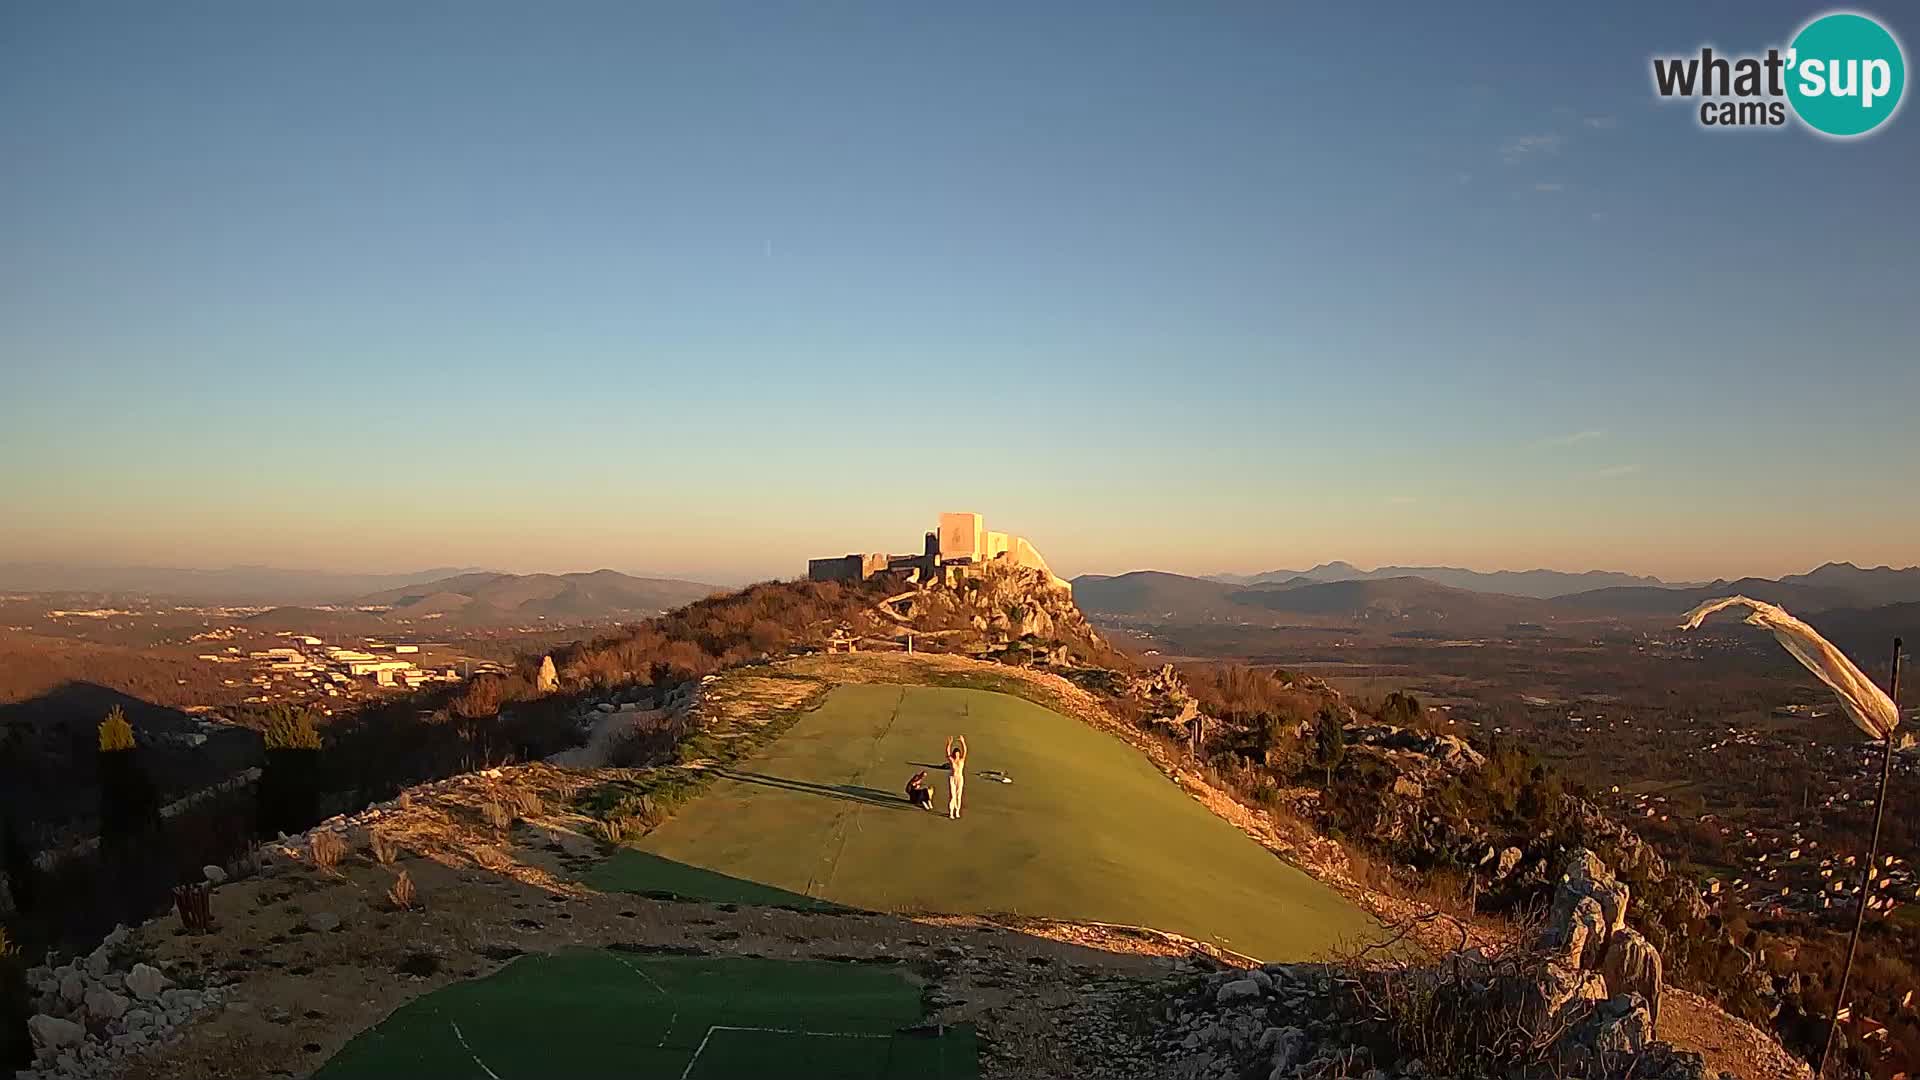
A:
314 949 975 1079
589 683 1383 961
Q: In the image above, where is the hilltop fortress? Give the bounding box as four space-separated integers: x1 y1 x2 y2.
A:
808 512 1068 591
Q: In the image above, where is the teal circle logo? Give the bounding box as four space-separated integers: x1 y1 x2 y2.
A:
1786 12 1906 137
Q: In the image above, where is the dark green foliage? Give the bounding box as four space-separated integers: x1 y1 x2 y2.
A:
257 706 325 838
258 747 323 838
1377 691 1425 728
0 926 26 1072
96 743 160 853
261 705 321 750
1313 705 1346 787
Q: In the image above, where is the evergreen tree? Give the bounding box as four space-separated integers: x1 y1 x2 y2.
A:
258 706 324 838
1313 705 1346 788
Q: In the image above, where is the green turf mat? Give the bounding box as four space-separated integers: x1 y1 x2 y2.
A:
589 683 1384 961
314 950 974 1079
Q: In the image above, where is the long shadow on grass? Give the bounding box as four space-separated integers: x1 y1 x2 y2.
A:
589 848 851 911
715 769 921 812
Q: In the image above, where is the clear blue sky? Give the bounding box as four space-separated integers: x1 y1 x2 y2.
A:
3 1 1915 584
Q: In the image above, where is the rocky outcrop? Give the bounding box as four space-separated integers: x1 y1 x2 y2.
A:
19 925 223 1080
1346 723 1487 770
1131 664 1201 732
1139 926 1722 1080
1600 930 1664 1028
536 654 559 694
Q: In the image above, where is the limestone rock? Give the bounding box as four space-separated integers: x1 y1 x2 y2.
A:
310 911 342 933
1558 847 1631 937
125 963 170 1001
203 864 228 885
1496 846 1523 878
1264 1026 1309 1072
537 655 559 693
1520 962 1608 1033
1216 978 1262 1004
58 970 85 1006
1556 992 1656 1074
1544 894 1607 970
1600 928 1664 1028
83 986 129 1021
28 1014 85 1050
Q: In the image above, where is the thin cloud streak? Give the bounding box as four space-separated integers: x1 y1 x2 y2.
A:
1499 133 1566 163
1534 429 1607 448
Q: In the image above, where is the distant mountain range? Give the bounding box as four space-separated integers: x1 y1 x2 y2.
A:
352 570 719 623
0 563 723 619
1073 573 1546 628
1074 561 1920 630
1207 562 1686 599
0 562 495 604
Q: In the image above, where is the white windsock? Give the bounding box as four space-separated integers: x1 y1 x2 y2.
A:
1681 595 1900 742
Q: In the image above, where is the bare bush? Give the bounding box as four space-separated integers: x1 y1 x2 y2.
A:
309 831 345 873
1332 918 1563 1078
387 869 417 911
479 800 513 833
368 831 400 866
593 817 633 846
505 787 543 818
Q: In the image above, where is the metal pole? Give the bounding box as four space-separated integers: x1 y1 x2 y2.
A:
1819 637 1902 1079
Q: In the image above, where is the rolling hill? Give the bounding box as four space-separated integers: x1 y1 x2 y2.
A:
354 570 719 623
0 562 494 604
1073 570 1556 628
1545 577 1861 616
1777 562 1920 606
1231 576 1551 625
1076 562 1920 632
1212 561 1682 598
1069 571 1247 619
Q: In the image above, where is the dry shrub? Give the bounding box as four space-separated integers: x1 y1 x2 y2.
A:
368 832 400 866
593 817 632 846
471 845 512 872
172 882 213 933
309 831 346 873
479 800 513 832
505 787 543 818
451 675 508 720
387 869 417 911
1332 918 1559 1077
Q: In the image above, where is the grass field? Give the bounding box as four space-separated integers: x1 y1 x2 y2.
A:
590 683 1384 961
314 950 976 1079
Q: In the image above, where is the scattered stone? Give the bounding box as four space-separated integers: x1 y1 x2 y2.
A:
83 986 129 1021
125 963 170 1001
309 911 342 933
28 1014 85 1050
203 864 228 885
1215 978 1261 1004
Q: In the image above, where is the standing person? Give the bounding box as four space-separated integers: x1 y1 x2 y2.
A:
945 735 968 819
